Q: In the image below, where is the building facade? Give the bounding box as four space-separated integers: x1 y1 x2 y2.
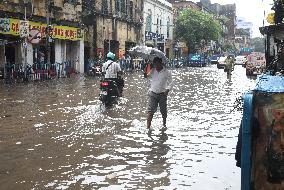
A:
0 0 85 73
82 0 144 65
204 1 236 45
235 17 253 52
143 0 173 58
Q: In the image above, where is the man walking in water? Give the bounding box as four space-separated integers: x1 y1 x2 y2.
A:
145 57 173 129
225 55 234 76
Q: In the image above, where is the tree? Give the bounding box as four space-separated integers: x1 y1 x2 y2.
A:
175 8 222 53
251 37 265 53
273 0 284 24
222 42 237 53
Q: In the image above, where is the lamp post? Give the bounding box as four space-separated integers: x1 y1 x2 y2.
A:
23 0 29 80
46 0 52 64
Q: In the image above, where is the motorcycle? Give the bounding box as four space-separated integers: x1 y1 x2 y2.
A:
99 77 124 107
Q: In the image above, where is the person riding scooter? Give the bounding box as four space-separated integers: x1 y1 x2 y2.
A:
101 52 124 96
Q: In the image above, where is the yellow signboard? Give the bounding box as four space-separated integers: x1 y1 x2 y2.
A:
0 18 83 41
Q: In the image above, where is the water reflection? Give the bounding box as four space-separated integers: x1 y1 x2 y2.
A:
143 130 171 188
0 65 255 189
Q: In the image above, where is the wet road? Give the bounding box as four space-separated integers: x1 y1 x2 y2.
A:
0 65 255 189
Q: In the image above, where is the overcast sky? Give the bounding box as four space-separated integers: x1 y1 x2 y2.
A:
192 0 274 37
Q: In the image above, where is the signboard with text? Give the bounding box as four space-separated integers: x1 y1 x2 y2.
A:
145 31 165 42
0 18 83 41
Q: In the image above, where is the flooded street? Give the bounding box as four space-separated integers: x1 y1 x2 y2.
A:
0 65 255 190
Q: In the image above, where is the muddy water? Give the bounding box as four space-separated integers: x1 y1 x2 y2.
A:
0 65 255 189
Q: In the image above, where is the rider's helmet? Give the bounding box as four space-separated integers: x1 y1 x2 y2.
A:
107 52 115 61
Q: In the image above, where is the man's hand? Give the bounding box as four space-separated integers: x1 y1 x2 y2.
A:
164 89 170 96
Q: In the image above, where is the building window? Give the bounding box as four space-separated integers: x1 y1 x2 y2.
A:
115 0 120 14
167 19 170 38
125 0 129 17
115 0 126 17
129 1 133 19
156 17 159 33
146 12 152 32
121 0 126 16
102 0 108 15
160 19 162 34
83 0 96 11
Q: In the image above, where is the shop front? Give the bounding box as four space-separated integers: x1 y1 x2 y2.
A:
0 17 84 77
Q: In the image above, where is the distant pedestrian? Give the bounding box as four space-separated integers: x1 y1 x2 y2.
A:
124 53 128 71
225 55 234 75
145 57 173 129
120 54 126 70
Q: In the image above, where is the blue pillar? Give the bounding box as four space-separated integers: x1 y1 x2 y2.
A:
241 92 253 190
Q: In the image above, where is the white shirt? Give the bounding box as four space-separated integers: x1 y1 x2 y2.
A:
148 68 173 93
102 60 121 78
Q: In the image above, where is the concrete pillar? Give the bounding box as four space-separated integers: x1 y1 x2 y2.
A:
15 43 24 64
70 41 77 63
26 43 33 66
20 43 27 67
89 25 95 59
78 39 84 73
55 39 63 64
62 41 67 61
0 46 5 66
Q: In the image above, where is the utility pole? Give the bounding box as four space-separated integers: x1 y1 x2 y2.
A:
46 0 52 64
23 0 28 80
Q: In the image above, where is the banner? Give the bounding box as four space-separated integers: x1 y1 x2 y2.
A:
52 25 83 40
0 18 83 41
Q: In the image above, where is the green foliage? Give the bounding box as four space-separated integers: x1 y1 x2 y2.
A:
216 15 230 25
273 0 284 24
175 8 222 53
251 37 265 53
222 42 237 52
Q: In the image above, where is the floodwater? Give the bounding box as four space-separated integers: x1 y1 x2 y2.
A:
0 65 255 190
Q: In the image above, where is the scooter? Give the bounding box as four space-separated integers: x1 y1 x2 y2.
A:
99 77 124 107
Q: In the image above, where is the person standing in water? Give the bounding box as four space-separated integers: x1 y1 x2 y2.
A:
145 57 173 129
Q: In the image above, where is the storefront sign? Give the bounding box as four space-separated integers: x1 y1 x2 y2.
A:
53 25 83 40
0 18 83 41
145 31 165 42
